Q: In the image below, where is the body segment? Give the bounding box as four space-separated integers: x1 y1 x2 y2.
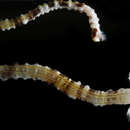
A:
0 64 130 106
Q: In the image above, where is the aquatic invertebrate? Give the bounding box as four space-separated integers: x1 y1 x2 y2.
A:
0 0 129 122
0 0 105 42
0 64 130 107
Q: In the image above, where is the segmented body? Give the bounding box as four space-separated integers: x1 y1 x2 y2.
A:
0 64 130 107
0 0 105 42
0 0 130 121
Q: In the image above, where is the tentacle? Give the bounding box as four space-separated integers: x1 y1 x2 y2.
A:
0 0 106 42
0 64 129 106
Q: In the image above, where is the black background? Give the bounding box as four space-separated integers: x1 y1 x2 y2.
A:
0 0 130 127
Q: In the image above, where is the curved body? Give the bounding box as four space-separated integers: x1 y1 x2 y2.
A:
0 0 105 42
0 0 130 121
0 64 130 106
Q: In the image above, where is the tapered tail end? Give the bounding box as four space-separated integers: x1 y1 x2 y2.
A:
92 30 107 42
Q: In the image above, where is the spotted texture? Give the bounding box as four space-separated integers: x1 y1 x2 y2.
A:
0 0 105 42
0 64 130 106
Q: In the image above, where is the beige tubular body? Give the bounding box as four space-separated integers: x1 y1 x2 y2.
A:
0 0 105 42
1 0 130 122
0 64 130 107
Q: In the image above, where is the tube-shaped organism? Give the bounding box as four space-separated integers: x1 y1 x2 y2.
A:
0 64 130 107
0 0 106 42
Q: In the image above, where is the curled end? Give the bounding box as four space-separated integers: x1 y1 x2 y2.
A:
127 107 130 122
91 28 106 42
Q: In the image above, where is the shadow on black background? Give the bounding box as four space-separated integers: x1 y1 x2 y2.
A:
0 0 130 127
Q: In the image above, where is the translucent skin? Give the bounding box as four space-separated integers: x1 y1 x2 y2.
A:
1 0 130 122
0 0 105 42
0 64 130 106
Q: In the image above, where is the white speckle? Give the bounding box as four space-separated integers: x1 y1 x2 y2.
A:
75 81 81 86
7 28 11 30
23 76 31 80
21 14 28 25
50 7 55 11
4 19 12 30
34 64 42 67
73 5 78 11
25 63 30 65
101 91 105 94
68 0 73 8
37 12 41 17
118 88 130 94
5 19 8 21
79 7 84 13
12 74 20 80
38 5 44 14
42 4 50 13
56 71 61 75
32 77 36 81
54 0 60 10
12 26 16 29
68 95 76 100
84 85 90 91
56 87 60 90
0 77 8 81
23 19 29 25
68 78 72 82
127 107 130 122
45 66 50 70
92 36 100 42
128 72 130 80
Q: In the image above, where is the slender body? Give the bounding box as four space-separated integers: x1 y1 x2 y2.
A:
0 0 130 121
0 0 105 42
0 64 130 106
